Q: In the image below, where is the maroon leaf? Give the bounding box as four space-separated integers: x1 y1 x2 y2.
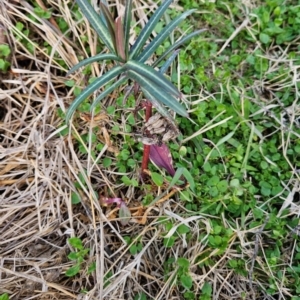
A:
100 196 131 225
100 196 123 206
149 143 176 176
115 16 126 61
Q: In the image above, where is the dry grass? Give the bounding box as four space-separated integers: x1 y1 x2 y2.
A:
1 0 299 300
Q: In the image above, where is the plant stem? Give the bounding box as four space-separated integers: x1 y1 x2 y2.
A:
141 100 152 179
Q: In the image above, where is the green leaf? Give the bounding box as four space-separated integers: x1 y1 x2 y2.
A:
67 252 79 260
177 257 190 269
129 244 138 255
159 49 180 74
163 236 175 247
103 157 112 167
217 180 228 193
207 175 220 186
180 274 193 290
123 0 132 58
201 282 212 295
33 6 52 19
134 293 147 300
153 29 206 67
151 172 164 186
91 76 127 111
75 0 115 53
260 32 270 44
88 262 96 274
230 179 240 187
182 168 195 192
137 9 196 63
0 293 9 300
67 53 122 75
65 264 81 277
0 44 11 57
168 167 184 189
65 79 75 87
71 192 81 204
125 60 180 97
177 224 190 234
0 59 10 72
66 65 124 123
128 70 188 117
68 237 83 250
129 0 173 59
121 175 132 185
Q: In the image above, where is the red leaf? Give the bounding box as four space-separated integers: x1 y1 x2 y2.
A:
149 143 176 176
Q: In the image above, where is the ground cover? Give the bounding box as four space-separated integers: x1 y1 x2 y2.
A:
0 0 300 299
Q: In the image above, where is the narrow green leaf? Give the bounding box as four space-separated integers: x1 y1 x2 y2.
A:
123 0 132 58
100 2 116 51
182 168 195 192
71 192 81 204
115 16 126 60
128 70 188 117
98 0 109 26
180 274 193 289
138 9 196 63
163 236 175 247
68 237 83 250
66 65 124 123
67 53 123 76
151 172 164 186
168 167 184 189
0 293 9 300
91 76 127 110
159 49 180 74
125 60 180 97
129 0 173 59
75 0 115 53
153 29 206 67
65 264 80 277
